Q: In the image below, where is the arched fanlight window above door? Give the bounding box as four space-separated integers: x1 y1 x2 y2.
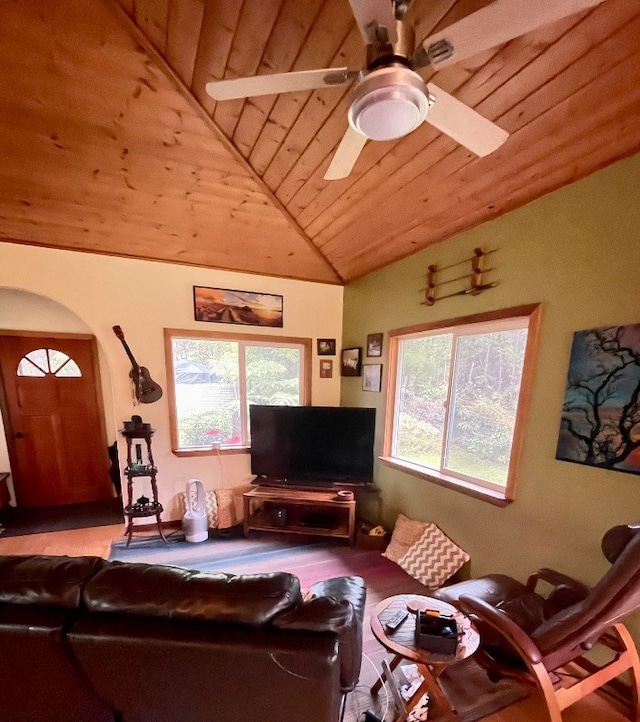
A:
16 348 82 377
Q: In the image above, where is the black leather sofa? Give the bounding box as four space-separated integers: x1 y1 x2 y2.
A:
0 554 366 722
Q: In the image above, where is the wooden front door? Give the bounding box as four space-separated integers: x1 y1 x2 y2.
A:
0 333 113 507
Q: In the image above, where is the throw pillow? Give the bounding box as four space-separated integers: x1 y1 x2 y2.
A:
396 524 470 589
382 513 429 563
178 489 218 529
215 484 253 529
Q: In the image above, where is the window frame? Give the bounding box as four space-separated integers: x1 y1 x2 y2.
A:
381 304 542 506
164 328 312 457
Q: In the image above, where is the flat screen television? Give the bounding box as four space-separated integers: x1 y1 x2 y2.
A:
249 405 375 488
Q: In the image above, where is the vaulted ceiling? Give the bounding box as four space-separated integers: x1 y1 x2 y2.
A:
0 0 639 285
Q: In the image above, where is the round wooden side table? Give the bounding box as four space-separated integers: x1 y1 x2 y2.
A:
370 593 480 721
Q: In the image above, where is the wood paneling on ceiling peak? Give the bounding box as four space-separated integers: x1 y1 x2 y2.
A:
0 0 639 285
0 0 340 284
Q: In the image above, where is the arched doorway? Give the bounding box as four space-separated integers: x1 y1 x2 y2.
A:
0 289 120 515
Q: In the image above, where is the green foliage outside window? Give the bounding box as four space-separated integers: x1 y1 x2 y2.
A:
171 337 303 448
393 326 527 486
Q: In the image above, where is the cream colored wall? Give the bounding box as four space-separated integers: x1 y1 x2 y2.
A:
0 246 343 519
342 152 640 638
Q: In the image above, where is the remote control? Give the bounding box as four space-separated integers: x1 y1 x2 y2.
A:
385 608 409 630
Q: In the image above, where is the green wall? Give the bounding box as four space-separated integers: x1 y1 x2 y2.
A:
342 152 640 640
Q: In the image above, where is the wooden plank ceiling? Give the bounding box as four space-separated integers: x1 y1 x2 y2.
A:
0 0 639 285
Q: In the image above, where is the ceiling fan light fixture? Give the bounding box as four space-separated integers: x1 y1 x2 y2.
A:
350 87 427 140
348 66 429 141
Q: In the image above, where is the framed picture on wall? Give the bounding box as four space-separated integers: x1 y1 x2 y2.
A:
317 338 336 356
341 347 362 376
193 286 283 327
366 333 383 357
362 364 382 392
319 359 333 378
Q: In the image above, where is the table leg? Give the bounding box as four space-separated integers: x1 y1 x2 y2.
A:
371 654 403 695
124 516 134 548
156 511 168 543
243 495 250 537
348 502 356 545
413 662 459 721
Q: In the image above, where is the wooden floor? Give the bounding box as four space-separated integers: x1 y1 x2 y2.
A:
0 523 632 722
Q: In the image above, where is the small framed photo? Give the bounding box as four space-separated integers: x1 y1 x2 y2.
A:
341 347 362 377
367 333 383 357
317 338 336 356
319 359 333 379
362 364 383 392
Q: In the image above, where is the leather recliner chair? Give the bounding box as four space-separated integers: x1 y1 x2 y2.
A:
433 523 640 722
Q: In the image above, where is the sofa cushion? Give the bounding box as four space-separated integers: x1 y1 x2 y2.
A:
0 554 107 610
83 563 302 625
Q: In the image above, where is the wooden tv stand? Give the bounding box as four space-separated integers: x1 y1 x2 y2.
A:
243 486 356 544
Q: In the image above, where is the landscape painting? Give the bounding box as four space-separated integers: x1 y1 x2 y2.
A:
193 286 283 327
556 323 640 475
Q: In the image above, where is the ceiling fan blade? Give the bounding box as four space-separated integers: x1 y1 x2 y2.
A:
205 68 354 101
349 0 398 44
425 84 509 157
415 0 608 70
324 126 368 180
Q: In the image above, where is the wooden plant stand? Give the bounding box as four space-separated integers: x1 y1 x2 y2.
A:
120 420 166 547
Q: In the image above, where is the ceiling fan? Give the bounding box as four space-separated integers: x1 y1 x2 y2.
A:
206 0 608 180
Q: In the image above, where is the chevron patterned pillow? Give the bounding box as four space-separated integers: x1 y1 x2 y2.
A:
178 490 219 529
396 523 470 589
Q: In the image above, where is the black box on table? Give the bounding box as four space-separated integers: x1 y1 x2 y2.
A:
415 611 458 655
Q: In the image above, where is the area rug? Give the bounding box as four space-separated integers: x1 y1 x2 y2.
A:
0 497 124 537
109 531 531 721
109 528 320 568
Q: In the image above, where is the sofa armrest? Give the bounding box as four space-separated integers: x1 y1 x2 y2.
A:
308 576 366 621
313 576 366 692
287 576 366 692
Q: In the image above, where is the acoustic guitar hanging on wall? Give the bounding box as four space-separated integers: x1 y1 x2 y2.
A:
112 325 163 404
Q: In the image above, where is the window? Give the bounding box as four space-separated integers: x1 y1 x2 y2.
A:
165 329 311 455
382 305 541 503
17 348 81 377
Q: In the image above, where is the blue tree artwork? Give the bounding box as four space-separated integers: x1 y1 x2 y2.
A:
556 324 640 475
